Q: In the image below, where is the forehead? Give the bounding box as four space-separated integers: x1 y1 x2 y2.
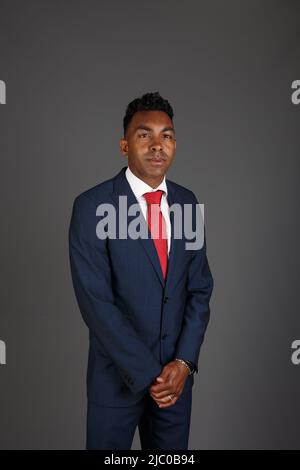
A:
130 110 173 130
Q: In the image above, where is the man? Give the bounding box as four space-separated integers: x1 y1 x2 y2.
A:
68 92 214 450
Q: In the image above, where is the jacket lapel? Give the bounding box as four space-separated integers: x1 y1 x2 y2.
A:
164 180 181 292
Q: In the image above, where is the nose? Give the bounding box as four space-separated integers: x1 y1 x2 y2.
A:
150 138 163 153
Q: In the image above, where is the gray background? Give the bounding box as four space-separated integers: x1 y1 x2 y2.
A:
0 0 299 449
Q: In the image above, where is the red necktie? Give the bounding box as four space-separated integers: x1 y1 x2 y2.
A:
143 190 168 279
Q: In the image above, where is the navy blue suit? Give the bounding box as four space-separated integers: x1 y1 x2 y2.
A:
68 166 214 449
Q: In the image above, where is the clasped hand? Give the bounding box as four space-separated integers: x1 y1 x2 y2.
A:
148 360 190 408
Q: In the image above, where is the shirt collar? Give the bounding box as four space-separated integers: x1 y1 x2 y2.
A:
125 165 168 200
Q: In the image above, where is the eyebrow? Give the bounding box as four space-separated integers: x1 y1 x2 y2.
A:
134 125 175 134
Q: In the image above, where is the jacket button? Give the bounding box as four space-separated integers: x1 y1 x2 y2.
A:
163 296 169 304
162 333 168 340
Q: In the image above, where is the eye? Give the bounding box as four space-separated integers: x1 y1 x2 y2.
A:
138 133 149 138
163 134 173 140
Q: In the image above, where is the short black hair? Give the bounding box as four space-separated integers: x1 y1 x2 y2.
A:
123 91 174 136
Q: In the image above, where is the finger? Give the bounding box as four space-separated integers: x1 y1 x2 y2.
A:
150 394 173 404
155 370 171 384
152 396 172 407
150 382 172 394
151 390 175 399
151 393 178 405
158 397 178 408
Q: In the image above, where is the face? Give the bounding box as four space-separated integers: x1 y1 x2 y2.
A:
119 110 176 188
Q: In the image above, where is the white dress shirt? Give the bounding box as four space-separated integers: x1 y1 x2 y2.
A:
125 165 171 256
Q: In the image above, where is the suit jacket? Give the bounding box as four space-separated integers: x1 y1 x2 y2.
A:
68 166 214 406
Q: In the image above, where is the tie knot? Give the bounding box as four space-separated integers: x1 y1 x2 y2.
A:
143 190 164 205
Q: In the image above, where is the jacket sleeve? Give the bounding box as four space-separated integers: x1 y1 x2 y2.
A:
68 193 162 394
174 193 214 373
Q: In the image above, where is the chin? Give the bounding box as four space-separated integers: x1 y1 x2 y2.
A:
149 168 165 176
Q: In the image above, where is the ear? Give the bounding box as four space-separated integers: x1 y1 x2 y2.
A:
119 137 128 157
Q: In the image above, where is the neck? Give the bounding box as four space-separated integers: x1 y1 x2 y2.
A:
145 178 164 189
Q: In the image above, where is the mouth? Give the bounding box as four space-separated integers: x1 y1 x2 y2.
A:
147 157 166 166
